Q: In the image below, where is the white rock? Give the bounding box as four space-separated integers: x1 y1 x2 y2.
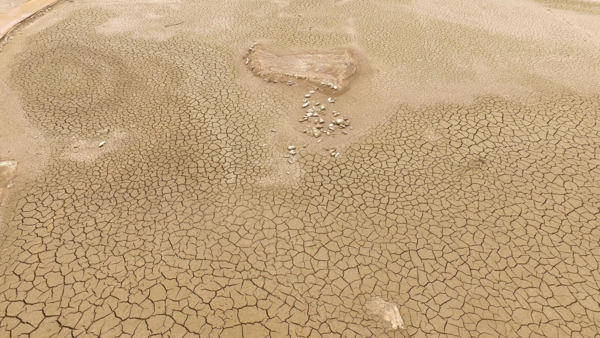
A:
99 141 106 147
366 298 404 330
302 102 310 108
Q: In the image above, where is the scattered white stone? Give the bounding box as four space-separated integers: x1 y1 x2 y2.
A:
305 94 311 98
302 102 310 108
328 98 335 103
366 298 404 330
321 105 325 110
317 139 322 143
271 129 277 132
287 81 293 86
99 141 106 147
309 90 315 94
288 145 296 150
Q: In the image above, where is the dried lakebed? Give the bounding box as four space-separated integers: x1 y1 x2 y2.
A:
0 0 600 337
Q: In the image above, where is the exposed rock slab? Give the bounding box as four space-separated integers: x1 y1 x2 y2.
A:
245 44 358 91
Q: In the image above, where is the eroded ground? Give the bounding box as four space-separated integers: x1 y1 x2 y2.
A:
0 0 599 337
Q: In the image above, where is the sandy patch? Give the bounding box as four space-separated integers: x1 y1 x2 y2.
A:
0 161 17 222
61 130 128 162
0 0 57 39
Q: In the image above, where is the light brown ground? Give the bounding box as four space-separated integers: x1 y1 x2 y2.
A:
0 0 599 337
0 0 29 15
0 0 57 39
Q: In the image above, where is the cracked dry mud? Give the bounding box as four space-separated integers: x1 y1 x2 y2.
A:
0 0 600 337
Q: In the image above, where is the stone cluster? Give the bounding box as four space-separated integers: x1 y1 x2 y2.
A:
298 90 350 140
